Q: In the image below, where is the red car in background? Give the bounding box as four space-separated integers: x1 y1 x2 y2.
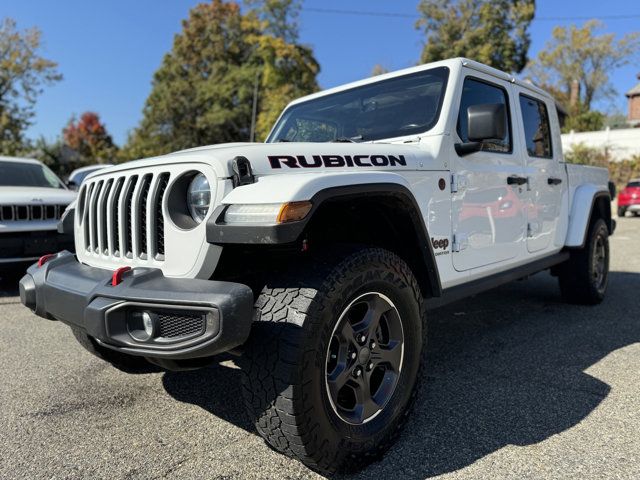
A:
618 179 640 217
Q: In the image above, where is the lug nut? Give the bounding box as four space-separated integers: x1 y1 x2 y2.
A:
370 341 376 349
350 352 357 360
353 367 362 378
367 362 374 371
358 334 367 344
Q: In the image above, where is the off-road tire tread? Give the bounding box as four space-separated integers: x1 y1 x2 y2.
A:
559 218 609 305
239 247 425 474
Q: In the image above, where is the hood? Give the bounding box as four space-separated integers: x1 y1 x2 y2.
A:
0 186 77 205
87 139 445 180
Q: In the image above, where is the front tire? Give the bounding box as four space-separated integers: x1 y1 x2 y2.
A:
558 218 609 305
617 206 627 217
239 248 426 474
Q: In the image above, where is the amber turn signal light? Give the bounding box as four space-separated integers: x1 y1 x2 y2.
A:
277 201 313 223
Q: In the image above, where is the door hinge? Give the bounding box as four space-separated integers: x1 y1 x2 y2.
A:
452 233 468 252
451 174 467 193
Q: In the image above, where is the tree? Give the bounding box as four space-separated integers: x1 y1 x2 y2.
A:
123 0 318 160
63 112 117 163
371 64 389 76
527 21 640 112
244 0 301 42
416 0 535 73
563 110 605 133
0 18 61 155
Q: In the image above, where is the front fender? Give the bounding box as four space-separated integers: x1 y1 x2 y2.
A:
206 172 413 245
565 184 610 247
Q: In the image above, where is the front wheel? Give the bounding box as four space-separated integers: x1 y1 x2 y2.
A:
239 248 426 474
558 218 609 305
617 206 627 217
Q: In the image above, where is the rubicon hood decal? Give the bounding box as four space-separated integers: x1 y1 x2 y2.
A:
268 154 407 169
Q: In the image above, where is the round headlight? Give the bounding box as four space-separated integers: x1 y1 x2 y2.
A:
187 173 211 223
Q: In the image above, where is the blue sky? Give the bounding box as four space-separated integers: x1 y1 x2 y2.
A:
4 0 640 146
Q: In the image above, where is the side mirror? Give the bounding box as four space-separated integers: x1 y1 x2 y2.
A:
66 180 78 190
467 103 506 142
455 103 506 156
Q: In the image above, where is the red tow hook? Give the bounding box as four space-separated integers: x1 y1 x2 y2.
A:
37 254 56 267
112 266 132 286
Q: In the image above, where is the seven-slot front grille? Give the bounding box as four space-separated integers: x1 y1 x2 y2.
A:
79 172 170 261
0 204 67 222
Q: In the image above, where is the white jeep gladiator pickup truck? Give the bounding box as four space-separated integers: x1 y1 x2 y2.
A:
19 58 614 474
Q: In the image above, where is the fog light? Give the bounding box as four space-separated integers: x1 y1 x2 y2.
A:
142 312 154 337
128 310 157 342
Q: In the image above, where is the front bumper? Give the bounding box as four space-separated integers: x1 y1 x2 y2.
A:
19 252 254 360
625 203 640 212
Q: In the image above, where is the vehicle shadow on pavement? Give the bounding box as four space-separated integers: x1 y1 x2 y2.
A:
161 270 640 479
162 355 254 433
0 273 23 298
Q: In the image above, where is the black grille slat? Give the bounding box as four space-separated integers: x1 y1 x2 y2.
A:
138 175 152 258
90 181 104 252
123 176 138 257
111 178 125 256
1 206 13 221
154 173 170 257
83 183 94 250
157 312 206 339
31 205 43 220
17 206 28 220
100 179 113 254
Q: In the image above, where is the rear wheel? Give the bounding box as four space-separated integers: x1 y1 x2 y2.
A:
239 247 426 474
558 218 609 305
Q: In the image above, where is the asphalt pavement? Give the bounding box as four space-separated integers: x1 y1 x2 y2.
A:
1 217 639 479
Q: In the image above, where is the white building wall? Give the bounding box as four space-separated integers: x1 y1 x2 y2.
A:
561 128 640 162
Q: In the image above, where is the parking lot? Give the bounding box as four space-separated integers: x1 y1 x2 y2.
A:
0 216 638 479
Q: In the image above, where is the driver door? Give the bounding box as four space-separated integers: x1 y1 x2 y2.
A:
451 75 527 272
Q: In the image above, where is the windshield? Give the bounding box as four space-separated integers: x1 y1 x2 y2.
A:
0 161 64 189
267 67 449 143
70 167 103 185
627 181 640 188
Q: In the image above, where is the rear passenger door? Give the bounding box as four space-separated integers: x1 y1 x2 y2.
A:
515 92 565 253
451 75 527 272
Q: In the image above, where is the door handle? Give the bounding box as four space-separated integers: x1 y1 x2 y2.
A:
547 177 562 185
507 175 527 186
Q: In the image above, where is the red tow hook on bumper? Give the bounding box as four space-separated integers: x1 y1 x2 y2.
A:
37 254 56 268
111 266 132 286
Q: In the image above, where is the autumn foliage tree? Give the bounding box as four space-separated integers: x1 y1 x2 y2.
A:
526 20 640 132
416 0 535 73
0 18 61 155
63 112 117 163
123 0 318 159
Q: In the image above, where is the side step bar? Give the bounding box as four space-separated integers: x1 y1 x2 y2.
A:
426 252 570 310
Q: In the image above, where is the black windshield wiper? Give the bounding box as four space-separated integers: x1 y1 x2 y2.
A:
331 135 363 143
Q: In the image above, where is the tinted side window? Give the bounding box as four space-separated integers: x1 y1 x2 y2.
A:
457 78 511 153
519 94 552 158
